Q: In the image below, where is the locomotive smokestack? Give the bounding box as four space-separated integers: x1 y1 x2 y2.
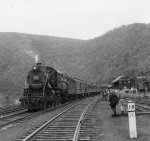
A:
35 55 42 68
35 55 39 63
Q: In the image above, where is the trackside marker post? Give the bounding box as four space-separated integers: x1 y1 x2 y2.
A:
127 100 137 138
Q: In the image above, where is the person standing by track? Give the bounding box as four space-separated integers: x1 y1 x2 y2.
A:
109 91 119 116
117 87 127 115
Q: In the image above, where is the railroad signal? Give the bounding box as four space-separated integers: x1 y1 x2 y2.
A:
128 100 137 138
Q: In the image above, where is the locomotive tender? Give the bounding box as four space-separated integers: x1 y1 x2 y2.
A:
20 62 99 111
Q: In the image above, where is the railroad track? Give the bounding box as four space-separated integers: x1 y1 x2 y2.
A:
0 105 23 115
16 96 100 141
0 109 27 120
134 98 150 114
0 110 30 129
119 98 150 115
0 97 97 131
0 105 60 129
135 103 150 114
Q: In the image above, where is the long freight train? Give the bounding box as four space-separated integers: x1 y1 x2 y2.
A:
20 63 100 111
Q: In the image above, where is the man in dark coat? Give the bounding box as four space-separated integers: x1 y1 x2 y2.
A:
109 91 118 116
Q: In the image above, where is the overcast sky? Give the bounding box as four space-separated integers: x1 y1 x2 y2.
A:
0 0 150 39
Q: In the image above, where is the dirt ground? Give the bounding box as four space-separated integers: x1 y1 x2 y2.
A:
91 100 150 141
1 97 150 141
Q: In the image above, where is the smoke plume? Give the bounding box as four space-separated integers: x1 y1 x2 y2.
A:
27 50 39 63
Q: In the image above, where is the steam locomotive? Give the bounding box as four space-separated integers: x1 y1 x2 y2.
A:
20 63 99 111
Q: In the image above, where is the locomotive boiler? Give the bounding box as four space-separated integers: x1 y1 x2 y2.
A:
20 63 68 110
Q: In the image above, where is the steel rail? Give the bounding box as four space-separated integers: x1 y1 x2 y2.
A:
135 103 150 115
0 112 33 129
72 98 97 141
136 103 150 110
0 99 78 129
19 98 93 141
0 97 87 130
0 109 27 120
0 106 23 114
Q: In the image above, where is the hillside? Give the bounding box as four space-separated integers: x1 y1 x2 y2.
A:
0 33 86 93
80 23 150 83
0 23 150 95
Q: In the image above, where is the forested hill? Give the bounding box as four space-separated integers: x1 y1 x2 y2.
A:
0 23 150 94
81 23 150 83
0 33 86 93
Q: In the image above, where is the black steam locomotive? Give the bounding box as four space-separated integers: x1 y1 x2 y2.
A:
20 63 99 111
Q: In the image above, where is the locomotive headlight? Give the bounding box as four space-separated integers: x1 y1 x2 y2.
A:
33 66 37 70
33 76 39 80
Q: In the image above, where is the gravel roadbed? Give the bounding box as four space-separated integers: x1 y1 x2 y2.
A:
1 98 150 141
91 100 150 141
0 101 81 141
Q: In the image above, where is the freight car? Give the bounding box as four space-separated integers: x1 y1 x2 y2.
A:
20 63 99 111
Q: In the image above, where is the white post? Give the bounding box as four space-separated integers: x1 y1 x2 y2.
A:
127 100 137 138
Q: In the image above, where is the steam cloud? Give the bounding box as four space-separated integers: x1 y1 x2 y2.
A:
27 50 39 63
